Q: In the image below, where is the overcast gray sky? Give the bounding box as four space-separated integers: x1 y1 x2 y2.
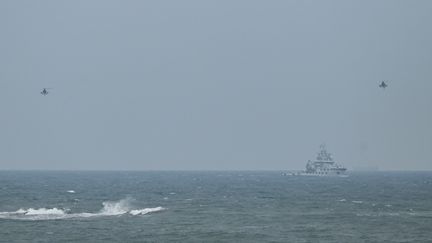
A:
1 0 431 170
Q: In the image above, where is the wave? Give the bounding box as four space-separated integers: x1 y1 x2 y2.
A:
356 212 401 217
0 198 165 221
356 209 432 218
129 207 164 216
24 207 67 216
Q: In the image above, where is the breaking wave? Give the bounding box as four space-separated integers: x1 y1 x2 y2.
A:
0 198 165 221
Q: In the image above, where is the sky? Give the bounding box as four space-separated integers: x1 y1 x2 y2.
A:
1 0 431 170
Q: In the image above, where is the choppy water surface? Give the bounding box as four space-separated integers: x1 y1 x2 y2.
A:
0 171 431 242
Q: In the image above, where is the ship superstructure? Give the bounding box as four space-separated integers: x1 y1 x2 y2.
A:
281 144 348 177
302 144 347 176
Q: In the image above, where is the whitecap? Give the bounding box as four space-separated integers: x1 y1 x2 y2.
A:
0 208 68 220
25 208 66 215
67 190 75 193
129 207 164 216
16 208 27 214
0 198 164 221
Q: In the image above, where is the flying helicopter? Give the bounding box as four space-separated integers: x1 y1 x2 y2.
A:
40 88 51 96
379 81 388 89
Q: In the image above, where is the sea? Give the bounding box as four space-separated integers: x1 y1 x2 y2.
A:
0 171 431 243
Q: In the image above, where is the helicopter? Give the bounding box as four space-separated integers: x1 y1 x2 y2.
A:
379 81 388 89
40 88 51 96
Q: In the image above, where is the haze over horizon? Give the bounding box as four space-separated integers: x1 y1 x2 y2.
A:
1 1 431 170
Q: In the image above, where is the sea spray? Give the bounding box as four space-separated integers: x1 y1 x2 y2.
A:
100 198 131 215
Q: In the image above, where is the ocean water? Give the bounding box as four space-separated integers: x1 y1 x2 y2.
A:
0 171 431 242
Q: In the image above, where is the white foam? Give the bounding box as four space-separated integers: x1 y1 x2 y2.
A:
25 208 66 215
0 208 68 220
0 198 164 221
67 190 75 193
129 207 164 216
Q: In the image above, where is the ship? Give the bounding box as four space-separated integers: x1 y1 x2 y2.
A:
284 144 348 177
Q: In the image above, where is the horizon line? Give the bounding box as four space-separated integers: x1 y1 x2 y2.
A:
0 169 431 172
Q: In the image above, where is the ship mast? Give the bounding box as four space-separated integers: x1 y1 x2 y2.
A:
317 144 333 162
